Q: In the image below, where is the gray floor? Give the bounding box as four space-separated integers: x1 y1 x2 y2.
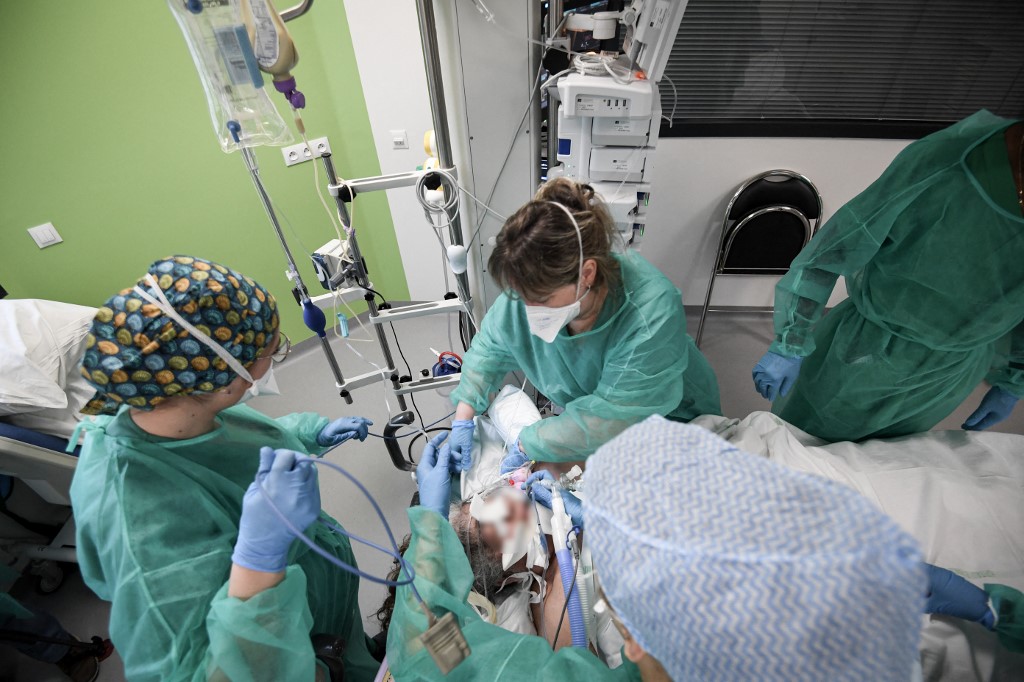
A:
5 308 1022 681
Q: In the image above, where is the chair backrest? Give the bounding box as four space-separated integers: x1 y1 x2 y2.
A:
718 170 821 275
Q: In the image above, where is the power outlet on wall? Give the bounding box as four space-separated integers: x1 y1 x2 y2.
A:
281 137 332 167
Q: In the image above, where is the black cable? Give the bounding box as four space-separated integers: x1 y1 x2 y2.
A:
552 534 583 646
406 427 451 462
387 321 426 428
366 286 427 430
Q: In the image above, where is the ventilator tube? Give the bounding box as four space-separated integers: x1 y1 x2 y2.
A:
551 487 587 648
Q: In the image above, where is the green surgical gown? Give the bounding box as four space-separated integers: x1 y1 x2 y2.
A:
387 507 641 681
771 110 1024 442
70 404 380 682
451 251 721 462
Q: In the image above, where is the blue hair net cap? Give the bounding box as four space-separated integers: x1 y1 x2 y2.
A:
585 415 926 681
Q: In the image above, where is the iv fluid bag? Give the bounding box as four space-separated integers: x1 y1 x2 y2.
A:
168 0 293 152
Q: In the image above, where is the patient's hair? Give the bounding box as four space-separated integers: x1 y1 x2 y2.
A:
375 534 412 635
450 502 511 601
488 178 622 301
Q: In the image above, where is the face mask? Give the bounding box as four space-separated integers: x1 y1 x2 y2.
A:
240 364 281 402
524 202 589 344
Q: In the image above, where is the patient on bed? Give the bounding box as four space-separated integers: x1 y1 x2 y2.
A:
447 469 623 664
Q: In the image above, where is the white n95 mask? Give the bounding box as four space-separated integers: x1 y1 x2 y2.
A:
525 289 590 343
524 201 590 343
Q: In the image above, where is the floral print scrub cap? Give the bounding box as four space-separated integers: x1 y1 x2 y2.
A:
81 256 279 414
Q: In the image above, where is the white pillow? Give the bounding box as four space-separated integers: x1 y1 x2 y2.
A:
0 299 97 416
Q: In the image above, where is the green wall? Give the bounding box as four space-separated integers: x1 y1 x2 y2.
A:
0 1 408 341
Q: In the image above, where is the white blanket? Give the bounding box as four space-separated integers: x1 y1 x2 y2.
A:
692 411 1024 682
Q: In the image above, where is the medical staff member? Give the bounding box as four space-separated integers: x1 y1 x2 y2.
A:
753 110 1024 441
448 178 721 469
386 418 935 681
70 256 379 681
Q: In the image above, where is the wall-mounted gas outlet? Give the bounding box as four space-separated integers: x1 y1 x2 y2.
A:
281 137 332 167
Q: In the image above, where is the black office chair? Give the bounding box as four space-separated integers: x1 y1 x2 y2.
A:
695 170 822 348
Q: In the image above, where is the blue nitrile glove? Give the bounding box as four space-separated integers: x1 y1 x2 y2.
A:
924 564 996 629
962 387 1019 431
752 351 804 401
500 441 530 475
449 419 476 473
417 432 454 519
317 416 374 447
232 448 321 573
523 470 584 529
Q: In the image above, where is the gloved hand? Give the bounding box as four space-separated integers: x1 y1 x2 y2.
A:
752 351 804 401
523 471 584 529
924 564 995 629
317 416 374 447
416 432 453 519
500 441 530 475
233 448 321 573
962 387 1019 431
449 419 476 473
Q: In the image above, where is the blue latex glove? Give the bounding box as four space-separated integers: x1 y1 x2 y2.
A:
449 419 476 473
232 448 321 573
752 351 804 401
962 387 1019 431
500 441 530 475
317 416 374 447
416 432 454 519
925 564 995 629
523 470 584 529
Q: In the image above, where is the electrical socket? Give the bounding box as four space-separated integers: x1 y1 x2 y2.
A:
281 137 332 167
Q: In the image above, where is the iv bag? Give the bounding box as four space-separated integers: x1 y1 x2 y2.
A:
168 0 293 152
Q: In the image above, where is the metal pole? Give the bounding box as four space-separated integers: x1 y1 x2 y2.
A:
320 153 409 410
547 0 563 175
415 0 474 340
239 146 349 399
241 147 303 283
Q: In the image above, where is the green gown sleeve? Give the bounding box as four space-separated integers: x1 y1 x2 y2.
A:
387 507 641 682
986 319 1024 399
273 412 330 454
985 583 1024 653
518 291 687 463
770 141 939 358
450 303 519 413
204 567 318 682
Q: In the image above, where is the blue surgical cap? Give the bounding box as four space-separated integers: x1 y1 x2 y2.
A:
585 415 925 681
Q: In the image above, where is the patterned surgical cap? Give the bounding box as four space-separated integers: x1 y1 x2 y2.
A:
81 256 278 414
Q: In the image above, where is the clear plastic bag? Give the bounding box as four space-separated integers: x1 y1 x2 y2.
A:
168 0 293 152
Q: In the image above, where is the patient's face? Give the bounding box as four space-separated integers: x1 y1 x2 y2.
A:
476 492 531 551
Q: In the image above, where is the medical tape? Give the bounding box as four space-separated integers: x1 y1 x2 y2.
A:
133 273 255 383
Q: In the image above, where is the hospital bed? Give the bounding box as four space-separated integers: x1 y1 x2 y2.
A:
0 299 96 593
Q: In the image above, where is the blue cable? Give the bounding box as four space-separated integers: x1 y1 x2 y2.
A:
256 457 426 607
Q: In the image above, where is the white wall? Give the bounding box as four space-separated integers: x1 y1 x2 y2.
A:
641 136 912 307
342 0 446 299
344 2 914 310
